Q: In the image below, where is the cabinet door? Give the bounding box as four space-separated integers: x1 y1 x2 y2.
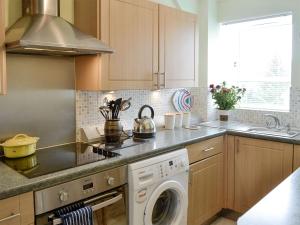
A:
75 0 159 91
0 192 34 225
159 5 198 89
0 0 6 95
293 145 300 171
188 154 223 225
234 137 293 212
101 0 158 90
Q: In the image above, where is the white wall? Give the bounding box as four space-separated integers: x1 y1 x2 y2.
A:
218 0 300 87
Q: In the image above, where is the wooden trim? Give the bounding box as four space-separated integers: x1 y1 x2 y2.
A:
0 0 6 95
293 145 300 171
226 135 235 210
19 192 34 225
0 49 6 95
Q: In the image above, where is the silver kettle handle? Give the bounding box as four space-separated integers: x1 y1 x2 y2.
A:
138 105 154 119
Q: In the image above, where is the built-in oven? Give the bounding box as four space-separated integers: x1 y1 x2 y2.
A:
34 166 128 225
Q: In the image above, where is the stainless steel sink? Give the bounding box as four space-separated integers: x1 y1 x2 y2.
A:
246 127 300 138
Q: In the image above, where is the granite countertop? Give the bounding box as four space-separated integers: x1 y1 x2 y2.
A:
2 120 300 200
200 121 300 144
238 168 300 225
0 127 225 200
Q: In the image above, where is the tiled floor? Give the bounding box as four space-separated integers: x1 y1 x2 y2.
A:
210 217 237 225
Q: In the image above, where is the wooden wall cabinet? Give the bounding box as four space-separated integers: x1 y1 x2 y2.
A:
230 137 293 213
75 0 198 91
187 137 224 225
75 0 158 91
159 5 198 89
0 192 34 225
0 0 6 95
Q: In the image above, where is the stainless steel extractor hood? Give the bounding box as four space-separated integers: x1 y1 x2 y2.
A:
5 0 114 56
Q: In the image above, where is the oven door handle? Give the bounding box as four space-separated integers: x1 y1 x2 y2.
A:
52 193 123 225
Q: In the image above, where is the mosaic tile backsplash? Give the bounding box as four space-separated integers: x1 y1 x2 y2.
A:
76 88 207 140
76 87 300 141
207 87 300 128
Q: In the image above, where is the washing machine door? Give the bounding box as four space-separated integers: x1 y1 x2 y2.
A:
144 180 187 225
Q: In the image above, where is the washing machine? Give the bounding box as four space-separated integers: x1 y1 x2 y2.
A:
128 149 189 225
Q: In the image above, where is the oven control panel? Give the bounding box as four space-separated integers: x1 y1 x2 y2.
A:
34 165 127 215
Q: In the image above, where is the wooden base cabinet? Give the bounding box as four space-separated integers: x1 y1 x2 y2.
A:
232 137 293 213
188 154 224 225
293 145 300 171
0 192 34 225
0 0 6 95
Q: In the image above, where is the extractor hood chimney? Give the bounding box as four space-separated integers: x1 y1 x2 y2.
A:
5 0 114 56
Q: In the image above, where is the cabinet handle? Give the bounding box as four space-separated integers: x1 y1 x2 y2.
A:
160 72 166 88
153 72 159 89
203 147 214 152
0 213 20 223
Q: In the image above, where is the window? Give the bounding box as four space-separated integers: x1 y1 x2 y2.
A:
217 15 292 111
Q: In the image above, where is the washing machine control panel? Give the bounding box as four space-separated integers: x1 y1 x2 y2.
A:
159 157 188 178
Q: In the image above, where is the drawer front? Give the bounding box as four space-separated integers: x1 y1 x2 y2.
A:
187 136 224 164
0 196 20 221
0 215 20 225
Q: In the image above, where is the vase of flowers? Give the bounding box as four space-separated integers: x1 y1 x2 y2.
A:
209 81 246 121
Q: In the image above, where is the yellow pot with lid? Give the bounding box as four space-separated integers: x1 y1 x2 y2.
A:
0 134 39 158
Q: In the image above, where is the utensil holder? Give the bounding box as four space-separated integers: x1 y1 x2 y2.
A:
104 119 123 143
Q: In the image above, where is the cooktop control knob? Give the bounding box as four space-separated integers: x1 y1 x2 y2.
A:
107 177 115 186
59 191 69 202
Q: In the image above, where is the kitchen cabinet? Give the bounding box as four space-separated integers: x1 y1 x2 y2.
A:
75 0 159 90
293 145 300 171
0 192 34 225
232 137 293 213
188 154 224 225
75 0 198 91
158 5 198 88
0 0 6 95
187 137 224 225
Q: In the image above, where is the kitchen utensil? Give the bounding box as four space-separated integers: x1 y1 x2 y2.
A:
133 105 156 138
182 112 191 127
99 106 110 120
164 113 175 130
114 98 123 119
0 134 39 158
103 97 109 106
104 119 124 143
121 97 132 111
172 89 194 112
175 112 183 128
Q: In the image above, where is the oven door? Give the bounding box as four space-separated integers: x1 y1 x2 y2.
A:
36 187 127 225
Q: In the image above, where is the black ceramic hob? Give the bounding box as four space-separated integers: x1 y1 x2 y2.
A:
1 137 146 178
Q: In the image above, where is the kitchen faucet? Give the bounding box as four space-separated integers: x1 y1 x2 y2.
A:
264 114 281 130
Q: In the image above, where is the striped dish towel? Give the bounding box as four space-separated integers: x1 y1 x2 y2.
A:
60 206 93 225
54 202 85 217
